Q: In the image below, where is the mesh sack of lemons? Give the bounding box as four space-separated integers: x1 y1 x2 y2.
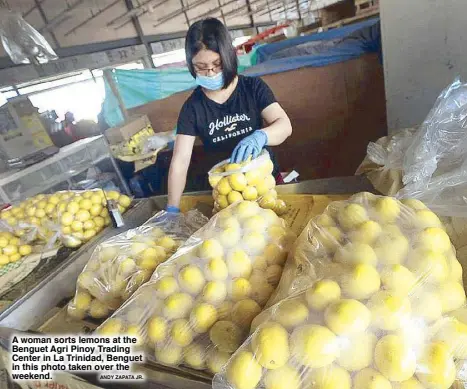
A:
67 209 208 321
95 200 296 374
213 193 467 389
51 189 132 248
0 224 34 268
208 151 287 216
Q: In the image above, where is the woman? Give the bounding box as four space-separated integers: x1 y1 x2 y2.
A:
167 18 292 212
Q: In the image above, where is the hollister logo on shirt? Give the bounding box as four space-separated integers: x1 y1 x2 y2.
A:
208 114 253 143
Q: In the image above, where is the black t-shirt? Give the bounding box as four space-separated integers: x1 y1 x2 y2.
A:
177 75 279 174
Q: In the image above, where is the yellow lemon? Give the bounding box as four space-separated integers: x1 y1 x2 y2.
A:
275 300 309 329
438 281 466 313
79 199 92 211
67 201 80 214
310 366 351 389
324 299 371 335
290 324 338 368
245 169 261 186
243 214 267 232
217 195 229 209
9 253 21 262
18 245 32 256
217 177 233 195
226 351 262 389
155 342 182 365
219 215 241 230
199 239 224 259
414 209 442 229
259 193 276 210
353 368 392 389
230 278 252 301
373 197 401 223
163 292 193 319
231 299 261 329
210 320 243 353
89 299 110 319
264 244 287 266
341 264 380 299
417 342 456 389
350 220 383 244
209 174 222 188
60 212 74 226
338 203 369 230
183 342 206 370
374 334 417 381
408 249 449 283
227 249 252 278
90 204 103 217
0 254 9 265
417 227 451 253
235 201 260 220
380 264 416 295
206 348 231 374
228 190 244 204
170 318 193 347
397 378 425 389
147 316 167 343
190 303 218 333
2 245 17 256
306 279 341 311
202 281 227 304
97 318 123 335
338 332 377 371
94 216 105 228
368 290 411 330
204 258 229 281
411 291 442 322
156 236 177 251
74 291 92 310
255 179 270 196
243 231 267 254
314 226 343 253
118 195 131 208
178 265 205 295
242 186 258 201
224 163 242 172
252 322 289 369
219 227 241 248
334 242 377 266
263 365 301 389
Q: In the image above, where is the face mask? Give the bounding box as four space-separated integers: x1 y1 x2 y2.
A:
196 72 224 91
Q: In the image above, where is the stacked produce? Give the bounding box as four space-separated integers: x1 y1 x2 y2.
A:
0 229 33 267
116 126 155 157
0 189 131 250
214 193 467 389
67 210 208 321
208 151 287 216
96 201 296 374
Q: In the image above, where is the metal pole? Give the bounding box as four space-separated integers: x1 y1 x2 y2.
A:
217 0 227 24
103 69 129 122
179 0 191 26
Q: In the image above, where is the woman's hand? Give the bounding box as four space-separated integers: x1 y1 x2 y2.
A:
230 130 268 163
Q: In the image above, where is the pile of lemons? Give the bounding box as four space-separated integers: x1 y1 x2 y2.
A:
0 190 131 250
68 225 180 321
96 201 296 374
0 230 33 267
216 193 467 389
208 154 287 216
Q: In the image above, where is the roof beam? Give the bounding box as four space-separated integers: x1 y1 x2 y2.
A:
33 0 60 47
153 0 214 28
38 0 86 33
217 0 227 24
192 0 239 22
109 0 171 29
179 0 191 27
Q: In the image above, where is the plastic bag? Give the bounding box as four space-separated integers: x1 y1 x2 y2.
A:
95 201 296 374
214 193 467 389
208 151 287 215
141 132 175 154
67 209 208 321
0 11 58 65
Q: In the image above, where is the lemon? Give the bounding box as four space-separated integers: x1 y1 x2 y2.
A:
74 291 92 310
219 227 241 248
83 229 97 241
199 239 224 259
250 280 274 306
434 318 467 359
263 365 300 389
334 242 377 266
227 191 243 204
350 220 383 244
242 186 258 201
170 319 193 347
266 265 282 287
306 279 341 311
338 332 377 371
0 238 8 249
243 231 266 254
417 227 451 253
178 265 205 295
409 249 449 284
118 257 136 275
341 263 380 299
227 249 252 278
71 220 83 232
224 163 242 172
252 322 289 370
217 195 229 209
78 199 92 211
190 303 218 333
83 220 96 230
106 190 120 200
125 324 143 346
396 378 425 389
60 212 74 226
353 368 392 389
90 193 102 205
243 214 267 231
338 203 369 230
324 299 371 335
155 342 182 365
374 233 409 265
449 256 463 282
380 264 416 295
290 324 338 368
417 342 456 389
245 169 261 186
255 180 270 196
157 236 177 251
67 201 80 215
311 366 351 389
275 300 308 329
236 201 260 220
231 299 261 329
414 209 442 229
209 174 222 188
18 245 32 256
228 173 247 192
206 348 231 374
183 342 206 370
226 351 262 389
210 321 243 353
263 244 287 266
118 195 131 208
217 177 232 196
204 258 229 281
219 215 241 230
163 292 193 319
89 299 110 319
202 281 227 304
438 281 466 313
9 253 21 262
264 175 276 189
98 318 123 335
147 316 167 343
94 216 105 228
369 290 411 330
374 334 416 381
0 255 9 265
2 245 17 256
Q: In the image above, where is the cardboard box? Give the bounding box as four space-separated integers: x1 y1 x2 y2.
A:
104 115 153 145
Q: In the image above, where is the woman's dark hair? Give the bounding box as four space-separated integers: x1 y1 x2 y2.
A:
185 18 238 89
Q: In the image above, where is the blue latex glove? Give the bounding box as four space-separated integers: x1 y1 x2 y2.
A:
231 130 268 164
166 205 180 213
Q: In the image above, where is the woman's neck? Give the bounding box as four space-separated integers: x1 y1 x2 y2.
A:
203 76 239 104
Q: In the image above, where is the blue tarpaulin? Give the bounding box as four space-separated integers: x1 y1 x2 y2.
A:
104 18 381 127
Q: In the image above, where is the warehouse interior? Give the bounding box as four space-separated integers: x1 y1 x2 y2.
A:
1 1 467 388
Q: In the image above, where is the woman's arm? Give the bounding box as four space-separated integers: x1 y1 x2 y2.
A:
167 134 196 208
261 102 292 145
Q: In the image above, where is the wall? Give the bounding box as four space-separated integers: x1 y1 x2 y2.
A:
130 53 387 181
381 0 467 132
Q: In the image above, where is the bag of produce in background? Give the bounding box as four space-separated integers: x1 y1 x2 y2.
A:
67 209 208 321
0 220 35 268
95 201 296 375
208 151 287 215
214 193 467 389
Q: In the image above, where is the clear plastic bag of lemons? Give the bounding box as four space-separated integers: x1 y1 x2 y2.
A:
213 193 467 389
67 209 207 321
95 200 297 375
208 150 287 216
